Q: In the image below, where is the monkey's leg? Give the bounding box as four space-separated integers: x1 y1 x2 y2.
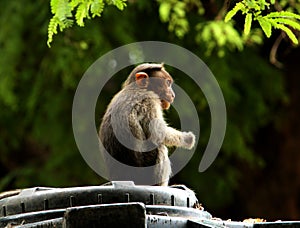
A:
155 145 171 186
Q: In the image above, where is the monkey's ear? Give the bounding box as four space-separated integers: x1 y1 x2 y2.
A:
135 72 149 88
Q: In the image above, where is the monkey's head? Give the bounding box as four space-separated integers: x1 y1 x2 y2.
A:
124 63 175 110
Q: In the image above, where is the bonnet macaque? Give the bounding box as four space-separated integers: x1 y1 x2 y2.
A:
99 63 195 186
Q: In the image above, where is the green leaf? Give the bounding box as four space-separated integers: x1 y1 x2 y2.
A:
200 23 212 42
47 17 59 47
275 23 299 44
53 0 72 21
244 13 252 35
91 0 105 17
257 16 272 37
50 0 60 14
62 18 74 28
113 0 127 10
173 2 186 18
246 28 264 45
225 2 245 23
75 2 90 26
210 22 226 47
174 18 189 38
270 18 300 31
266 11 300 20
70 0 81 10
223 23 244 51
247 0 261 11
159 2 172 22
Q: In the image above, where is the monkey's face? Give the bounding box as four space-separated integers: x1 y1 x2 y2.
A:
135 68 175 110
148 71 175 110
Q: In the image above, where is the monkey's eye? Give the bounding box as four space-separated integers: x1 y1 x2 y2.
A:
166 80 172 87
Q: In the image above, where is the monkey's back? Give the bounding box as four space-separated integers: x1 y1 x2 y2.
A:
99 88 163 167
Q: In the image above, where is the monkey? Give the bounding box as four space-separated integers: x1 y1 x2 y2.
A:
99 63 195 186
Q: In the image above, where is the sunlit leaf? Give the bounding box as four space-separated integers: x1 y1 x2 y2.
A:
270 18 300 31
275 23 299 44
75 2 89 26
91 0 105 17
159 2 172 22
266 11 300 20
225 2 245 22
257 16 272 37
244 13 252 35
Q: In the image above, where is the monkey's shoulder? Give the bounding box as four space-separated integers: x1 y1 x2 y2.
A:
110 89 161 112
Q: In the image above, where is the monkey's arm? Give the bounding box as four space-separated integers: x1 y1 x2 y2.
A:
149 119 195 149
164 127 195 149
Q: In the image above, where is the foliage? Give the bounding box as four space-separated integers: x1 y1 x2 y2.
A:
225 0 300 44
158 0 204 38
47 0 300 56
47 0 127 46
156 0 300 55
195 20 244 57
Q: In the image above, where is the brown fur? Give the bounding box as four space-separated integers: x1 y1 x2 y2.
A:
99 63 195 186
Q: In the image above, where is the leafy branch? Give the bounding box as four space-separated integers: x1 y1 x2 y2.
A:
195 21 244 57
225 0 300 45
47 0 127 47
158 0 204 38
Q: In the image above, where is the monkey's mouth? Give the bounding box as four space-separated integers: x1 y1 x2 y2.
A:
161 98 173 104
160 99 173 104
159 94 174 104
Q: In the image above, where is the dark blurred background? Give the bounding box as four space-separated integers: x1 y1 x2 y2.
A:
1 0 300 221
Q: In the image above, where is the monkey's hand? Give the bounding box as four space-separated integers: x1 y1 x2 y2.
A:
181 132 195 149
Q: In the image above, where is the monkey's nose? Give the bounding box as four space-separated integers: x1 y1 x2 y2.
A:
171 90 175 99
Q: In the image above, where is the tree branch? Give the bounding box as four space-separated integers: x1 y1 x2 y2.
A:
270 32 285 69
215 0 231 20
